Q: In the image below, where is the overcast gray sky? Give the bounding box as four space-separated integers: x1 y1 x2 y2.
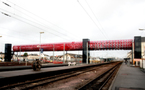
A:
0 0 145 58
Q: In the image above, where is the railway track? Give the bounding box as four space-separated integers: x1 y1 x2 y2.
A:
77 62 121 90
0 62 121 90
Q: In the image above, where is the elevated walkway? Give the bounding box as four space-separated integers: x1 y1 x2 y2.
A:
110 63 145 90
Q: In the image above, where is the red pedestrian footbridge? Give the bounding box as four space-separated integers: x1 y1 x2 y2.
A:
13 39 133 52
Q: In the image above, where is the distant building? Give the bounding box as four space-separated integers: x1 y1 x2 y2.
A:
27 54 39 60
90 57 100 60
0 52 4 59
12 53 50 61
40 54 50 60
0 52 5 62
50 53 82 62
12 55 27 61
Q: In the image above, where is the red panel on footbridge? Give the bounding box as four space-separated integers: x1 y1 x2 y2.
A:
13 39 133 52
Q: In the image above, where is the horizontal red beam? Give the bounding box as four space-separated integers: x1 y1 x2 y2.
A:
13 39 133 52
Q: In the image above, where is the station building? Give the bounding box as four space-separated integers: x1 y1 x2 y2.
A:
0 52 4 62
50 53 82 62
128 36 145 69
12 53 50 61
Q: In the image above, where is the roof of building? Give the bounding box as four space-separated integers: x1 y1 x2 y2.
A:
50 53 82 58
29 54 38 56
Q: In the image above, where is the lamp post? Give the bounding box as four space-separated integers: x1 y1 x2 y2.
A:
0 36 4 61
139 29 145 69
39 32 44 60
0 36 2 53
0 36 2 52
139 29 145 31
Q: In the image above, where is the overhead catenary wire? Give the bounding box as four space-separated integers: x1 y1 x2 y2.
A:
5 0 80 40
0 1 78 42
9 7 68 36
85 0 109 39
0 8 72 41
2 1 11 7
77 0 108 57
0 0 129 57
0 1 81 56
0 14 73 42
77 0 125 57
77 0 107 39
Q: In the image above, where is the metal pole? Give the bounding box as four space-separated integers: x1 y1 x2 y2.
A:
17 52 18 61
95 42 96 50
66 51 67 63
142 42 144 68
25 57 27 66
20 45 21 57
39 33 41 60
132 40 134 65
77 51 80 64
87 42 88 64
53 44 54 62
142 56 143 69
63 43 65 63
93 42 97 61
39 32 44 61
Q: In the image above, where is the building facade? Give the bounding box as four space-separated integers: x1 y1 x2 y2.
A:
50 53 82 62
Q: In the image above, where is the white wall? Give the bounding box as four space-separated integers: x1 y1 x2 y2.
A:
141 42 145 58
144 60 145 69
140 60 145 69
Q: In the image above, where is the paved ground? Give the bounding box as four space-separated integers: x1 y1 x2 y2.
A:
110 63 145 90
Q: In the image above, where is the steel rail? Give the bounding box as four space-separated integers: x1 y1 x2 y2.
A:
0 63 111 90
78 62 122 90
98 65 120 90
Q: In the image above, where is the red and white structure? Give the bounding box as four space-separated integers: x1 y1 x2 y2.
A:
13 39 133 52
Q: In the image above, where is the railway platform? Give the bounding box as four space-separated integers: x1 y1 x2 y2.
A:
110 62 145 90
0 62 109 87
0 63 68 71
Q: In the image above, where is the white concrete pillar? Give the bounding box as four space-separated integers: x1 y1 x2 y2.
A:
136 61 138 66
143 60 145 69
140 60 143 68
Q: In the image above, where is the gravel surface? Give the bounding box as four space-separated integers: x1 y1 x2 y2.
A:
31 63 117 90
